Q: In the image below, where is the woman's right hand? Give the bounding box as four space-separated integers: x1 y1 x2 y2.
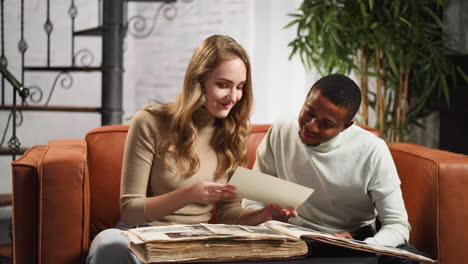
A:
188 182 237 205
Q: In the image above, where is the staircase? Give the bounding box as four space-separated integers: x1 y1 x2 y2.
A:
0 0 177 262
0 0 179 159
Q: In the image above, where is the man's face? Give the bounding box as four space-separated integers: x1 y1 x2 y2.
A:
298 91 353 146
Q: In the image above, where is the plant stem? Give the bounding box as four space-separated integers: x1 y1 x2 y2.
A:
381 56 388 139
359 46 368 125
399 69 410 141
375 42 384 137
393 55 404 142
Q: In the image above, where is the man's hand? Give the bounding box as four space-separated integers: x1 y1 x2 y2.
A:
332 232 353 239
259 204 298 223
189 182 237 205
238 203 298 226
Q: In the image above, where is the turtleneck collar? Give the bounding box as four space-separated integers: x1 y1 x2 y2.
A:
306 130 343 153
193 106 216 128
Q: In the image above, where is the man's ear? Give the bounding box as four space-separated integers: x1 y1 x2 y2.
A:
342 120 354 131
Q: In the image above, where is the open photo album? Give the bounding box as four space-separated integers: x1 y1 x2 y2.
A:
122 220 436 263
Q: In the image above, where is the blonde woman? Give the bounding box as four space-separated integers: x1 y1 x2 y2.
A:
87 35 296 264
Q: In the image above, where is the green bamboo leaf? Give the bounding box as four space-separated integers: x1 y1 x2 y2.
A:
369 0 374 11
440 75 450 104
398 17 412 27
289 44 299 60
330 30 344 48
456 66 468 83
287 13 303 18
359 1 367 16
449 64 457 89
385 50 398 75
423 6 444 28
421 63 431 72
411 120 425 129
284 19 300 29
434 0 444 6
299 50 308 69
390 2 398 18
362 71 379 78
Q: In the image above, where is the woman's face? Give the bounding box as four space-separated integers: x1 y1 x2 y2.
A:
203 58 246 118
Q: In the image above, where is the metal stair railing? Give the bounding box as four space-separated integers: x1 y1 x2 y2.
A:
0 0 181 160
0 64 29 160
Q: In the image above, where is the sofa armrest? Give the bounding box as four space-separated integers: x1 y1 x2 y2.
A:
389 143 468 264
12 139 90 264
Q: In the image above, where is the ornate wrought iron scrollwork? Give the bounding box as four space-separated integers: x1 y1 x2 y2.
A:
25 72 73 107
43 20 54 35
68 2 78 19
44 72 73 106
15 110 23 127
0 55 7 67
126 2 177 39
74 49 95 67
17 39 28 54
26 85 44 104
7 135 20 155
0 110 23 149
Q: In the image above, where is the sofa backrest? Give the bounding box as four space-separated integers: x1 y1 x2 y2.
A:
85 125 128 239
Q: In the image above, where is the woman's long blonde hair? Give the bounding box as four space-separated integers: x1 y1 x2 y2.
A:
147 35 253 178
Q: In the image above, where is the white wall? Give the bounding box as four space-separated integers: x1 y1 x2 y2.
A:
123 0 254 118
250 0 308 123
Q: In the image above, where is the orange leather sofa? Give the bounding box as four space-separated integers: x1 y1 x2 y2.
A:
11 124 468 264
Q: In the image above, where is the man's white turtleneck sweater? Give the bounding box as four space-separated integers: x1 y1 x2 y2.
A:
242 120 410 247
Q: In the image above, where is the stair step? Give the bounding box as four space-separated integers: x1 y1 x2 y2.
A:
74 26 103 36
0 105 100 112
24 66 101 72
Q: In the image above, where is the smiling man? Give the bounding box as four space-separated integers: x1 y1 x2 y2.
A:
243 74 428 264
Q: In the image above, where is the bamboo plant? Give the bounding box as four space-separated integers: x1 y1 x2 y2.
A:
286 0 468 142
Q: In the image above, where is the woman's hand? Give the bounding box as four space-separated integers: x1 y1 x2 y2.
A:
189 182 237 205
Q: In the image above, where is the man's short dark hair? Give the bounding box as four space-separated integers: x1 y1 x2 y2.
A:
308 74 361 122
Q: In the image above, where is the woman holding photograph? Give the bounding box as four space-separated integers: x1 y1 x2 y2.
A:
86 35 296 264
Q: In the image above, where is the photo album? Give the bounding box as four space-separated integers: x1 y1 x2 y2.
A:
123 220 435 263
